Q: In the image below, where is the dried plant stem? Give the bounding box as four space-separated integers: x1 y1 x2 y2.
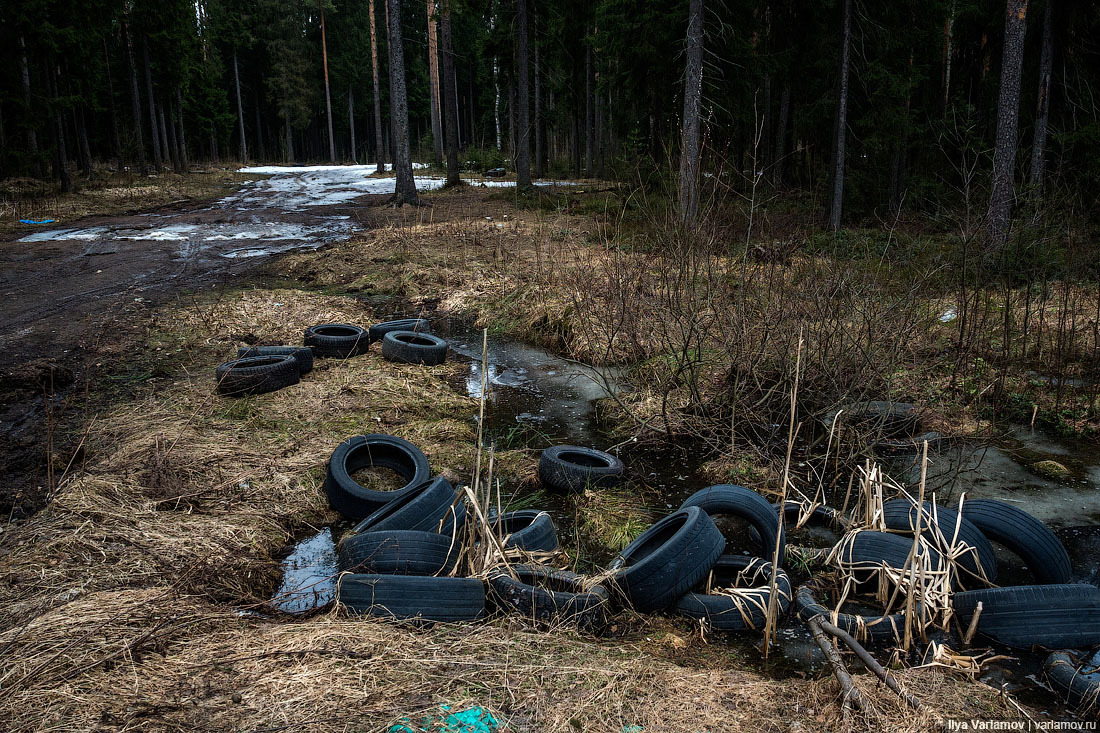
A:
962 602 983 646
903 441 929 651
764 331 802 655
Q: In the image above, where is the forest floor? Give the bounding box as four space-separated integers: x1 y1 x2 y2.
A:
0 175 1072 731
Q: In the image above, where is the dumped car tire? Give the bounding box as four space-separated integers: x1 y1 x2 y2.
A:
338 530 459 575
538 446 624 493
881 499 996 585
821 401 942 453
488 564 610 633
674 555 792 632
214 354 300 396
607 506 725 613
369 318 431 343
680 485 785 561
835 530 946 589
338 574 486 622
350 476 459 534
324 434 432 519
380 330 449 366
1045 650 1100 717
304 323 370 358
776 501 851 532
953 584 1100 649
960 499 1072 584
794 581 916 644
491 510 560 552
236 345 314 374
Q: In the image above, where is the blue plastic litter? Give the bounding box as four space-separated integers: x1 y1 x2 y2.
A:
388 704 500 733
622 726 644 733
20 219 55 224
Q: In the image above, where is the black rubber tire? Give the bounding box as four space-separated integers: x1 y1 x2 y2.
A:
882 499 997 585
492 510 560 552
350 476 459 534
953 584 1100 650
776 501 851 531
960 499 1072 584
236 345 314 374
1044 651 1100 717
337 530 459 575
538 446 624 493
488 564 610 633
794 581 916 644
607 506 726 613
680 485 786 562
836 530 946 588
304 323 370 358
324 434 432 520
214 354 299 396
338 574 486 622
674 555 792 632
380 331 448 366
369 318 431 343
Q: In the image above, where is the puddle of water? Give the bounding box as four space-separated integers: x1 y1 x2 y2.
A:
442 327 620 448
270 528 338 614
887 430 1100 528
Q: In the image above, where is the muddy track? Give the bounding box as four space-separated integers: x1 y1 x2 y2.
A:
0 171 391 519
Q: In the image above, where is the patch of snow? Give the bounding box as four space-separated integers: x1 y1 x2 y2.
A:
19 226 110 242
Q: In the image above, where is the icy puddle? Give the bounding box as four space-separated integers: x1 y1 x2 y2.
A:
20 164 577 261
271 527 338 614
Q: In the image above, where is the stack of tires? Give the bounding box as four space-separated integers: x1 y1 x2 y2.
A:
214 318 447 397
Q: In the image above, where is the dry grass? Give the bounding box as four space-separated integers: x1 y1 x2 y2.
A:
0 186 1042 731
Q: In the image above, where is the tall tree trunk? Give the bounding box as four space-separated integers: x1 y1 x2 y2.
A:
123 20 147 175
584 38 593 176
987 0 1029 246
142 37 162 171
515 0 532 188
534 31 544 178
773 84 790 183
387 0 421 204
426 0 443 167
506 75 515 158
889 49 914 216
679 0 704 224
827 0 852 230
47 57 72 193
284 115 294 163
253 96 264 162
943 0 955 113
320 7 336 164
455 66 464 147
494 57 502 150
159 101 175 172
103 37 122 165
440 0 461 185
233 49 248 163
1029 0 1053 198
210 122 219 163
349 87 357 162
176 87 188 170
19 34 43 177
369 0 385 172
76 107 93 176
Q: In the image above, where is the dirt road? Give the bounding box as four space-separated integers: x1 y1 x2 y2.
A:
0 166 448 516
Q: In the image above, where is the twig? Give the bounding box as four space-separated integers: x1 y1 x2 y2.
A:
764 330 802 655
807 615 866 718
815 617 923 711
